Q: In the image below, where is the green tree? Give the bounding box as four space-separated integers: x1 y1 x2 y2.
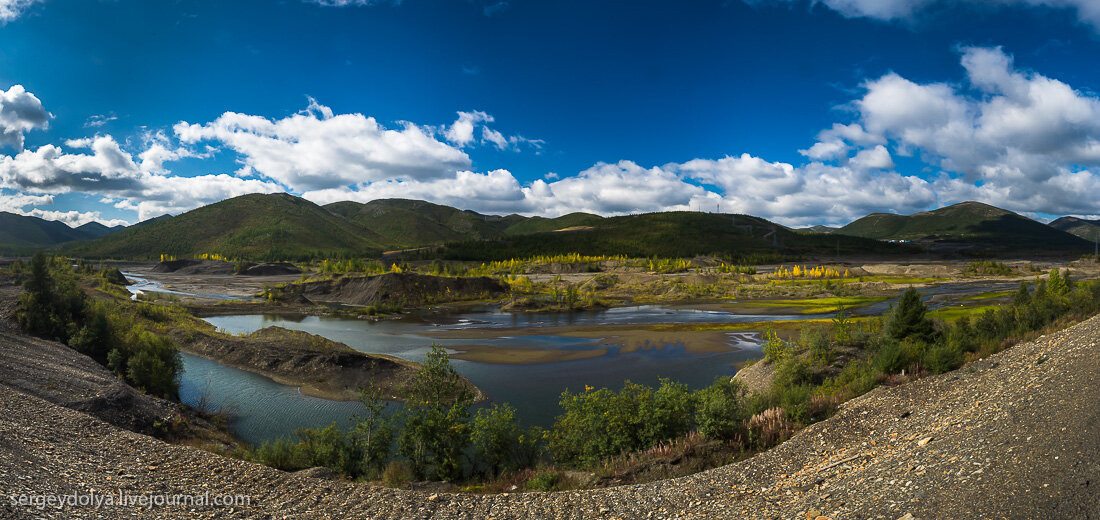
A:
123 331 182 398
1047 268 1070 296
695 377 748 441
398 345 474 481
355 384 395 476
470 403 523 477
885 288 935 343
24 250 51 300
1012 281 1031 306
68 306 113 361
16 252 86 342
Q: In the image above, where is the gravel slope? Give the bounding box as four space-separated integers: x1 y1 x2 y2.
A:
1 305 1097 518
0 282 176 435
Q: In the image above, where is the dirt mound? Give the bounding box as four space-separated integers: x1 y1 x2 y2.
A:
861 262 958 277
239 262 301 276
289 272 506 307
152 259 236 275
172 326 430 401
732 359 775 394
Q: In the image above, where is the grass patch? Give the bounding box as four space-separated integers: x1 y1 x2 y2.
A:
926 304 1001 322
652 317 875 333
736 296 890 314
961 290 1014 301
866 276 948 284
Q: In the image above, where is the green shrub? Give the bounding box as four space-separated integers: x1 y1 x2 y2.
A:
885 288 936 343
800 328 832 366
761 328 790 361
831 306 852 345
251 439 307 471
695 377 748 441
872 337 924 375
526 470 562 491
549 379 696 468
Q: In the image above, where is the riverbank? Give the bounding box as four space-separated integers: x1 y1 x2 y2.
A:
171 326 435 402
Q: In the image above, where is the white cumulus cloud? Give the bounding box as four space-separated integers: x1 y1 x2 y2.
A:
799 45 1100 217
175 103 472 191
0 0 41 23
0 135 284 221
0 84 50 150
751 0 1100 29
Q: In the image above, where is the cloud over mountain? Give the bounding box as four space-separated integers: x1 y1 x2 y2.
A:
3 45 1100 227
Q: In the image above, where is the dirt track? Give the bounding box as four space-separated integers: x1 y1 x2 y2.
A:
1 291 1097 518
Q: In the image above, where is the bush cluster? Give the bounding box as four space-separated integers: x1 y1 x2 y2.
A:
15 252 182 398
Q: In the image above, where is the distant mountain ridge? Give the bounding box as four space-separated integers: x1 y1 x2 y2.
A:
65 193 386 260
1 195 1087 259
1049 216 1100 242
0 212 124 253
837 201 1090 251
325 198 604 249
75 222 125 239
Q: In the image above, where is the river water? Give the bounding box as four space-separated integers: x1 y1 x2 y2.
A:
133 273 1012 445
185 307 787 445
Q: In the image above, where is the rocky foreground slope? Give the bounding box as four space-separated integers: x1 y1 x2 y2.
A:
1 308 1098 518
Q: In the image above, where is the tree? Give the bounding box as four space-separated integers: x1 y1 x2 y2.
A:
124 331 182 398
398 345 474 481
886 288 935 343
68 306 113 361
16 251 86 342
470 403 522 477
355 384 394 476
1047 268 1070 296
695 377 748 441
1012 281 1031 306
24 251 51 300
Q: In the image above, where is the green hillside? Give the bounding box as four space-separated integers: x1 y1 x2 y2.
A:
500 212 604 235
1049 216 1100 242
57 195 1090 262
325 199 510 249
324 199 604 249
838 201 1090 251
66 193 385 260
0 212 92 253
436 211 906 261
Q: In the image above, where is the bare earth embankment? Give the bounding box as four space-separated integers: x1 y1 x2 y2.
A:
170 327 430 401
1 295 1097 518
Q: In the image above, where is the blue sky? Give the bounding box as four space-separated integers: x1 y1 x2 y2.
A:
2 0 1100 227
